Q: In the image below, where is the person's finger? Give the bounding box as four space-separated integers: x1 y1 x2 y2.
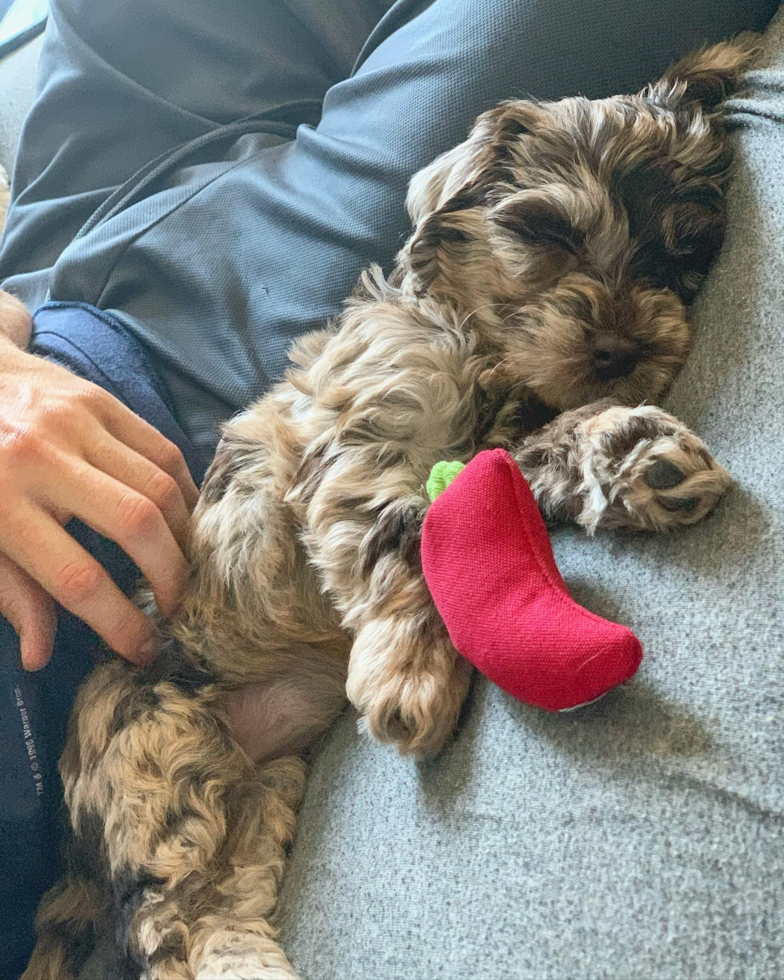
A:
43 461 190 618
4 509 158 665
85 432 191 549
0 553 58 670
96 394 199 510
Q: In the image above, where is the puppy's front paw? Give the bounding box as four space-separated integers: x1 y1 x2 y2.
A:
575 404 731 533
347 619 472 758
195 937 299 979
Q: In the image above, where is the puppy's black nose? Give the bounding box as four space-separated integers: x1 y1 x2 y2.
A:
592 334 640 381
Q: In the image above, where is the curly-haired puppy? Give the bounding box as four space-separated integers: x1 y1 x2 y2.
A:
24 36 755 980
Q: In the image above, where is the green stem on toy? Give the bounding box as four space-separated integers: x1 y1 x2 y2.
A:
426 460 466 502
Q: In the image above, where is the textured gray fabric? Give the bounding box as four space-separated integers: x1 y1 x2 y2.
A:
0 32 41 173
276 14 784 980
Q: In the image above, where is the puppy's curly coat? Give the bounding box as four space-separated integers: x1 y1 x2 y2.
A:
24 36 756 980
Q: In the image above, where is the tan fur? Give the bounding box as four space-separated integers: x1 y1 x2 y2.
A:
24 37 753 980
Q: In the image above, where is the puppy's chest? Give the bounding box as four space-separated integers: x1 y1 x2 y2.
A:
473 391 558 453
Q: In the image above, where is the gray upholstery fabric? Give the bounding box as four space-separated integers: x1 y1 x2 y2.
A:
0 35 40 229
277 14 784 980
0 33 41 173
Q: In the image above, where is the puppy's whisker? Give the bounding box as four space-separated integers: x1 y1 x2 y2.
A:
500 307 526 326
488 351 527 381
456 302 506 332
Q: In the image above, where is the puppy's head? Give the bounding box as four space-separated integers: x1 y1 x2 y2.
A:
400 33 759 411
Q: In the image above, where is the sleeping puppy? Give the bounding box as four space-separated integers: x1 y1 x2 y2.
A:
24 35 754 980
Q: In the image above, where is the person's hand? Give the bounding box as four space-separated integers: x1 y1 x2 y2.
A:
0 334 199 670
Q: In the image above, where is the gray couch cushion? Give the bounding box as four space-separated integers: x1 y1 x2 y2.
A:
277 13 784 980
0 34 41 230
0 32 41 174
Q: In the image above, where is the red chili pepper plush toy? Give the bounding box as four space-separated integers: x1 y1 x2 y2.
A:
421 449 643 712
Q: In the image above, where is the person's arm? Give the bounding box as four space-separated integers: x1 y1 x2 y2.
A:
0 304 198 670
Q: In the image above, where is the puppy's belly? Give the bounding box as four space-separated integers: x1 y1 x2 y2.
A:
218 659 347 763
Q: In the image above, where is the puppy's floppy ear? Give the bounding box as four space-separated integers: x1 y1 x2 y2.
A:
406 100 543 223
403 101 543 289
642 32 761 114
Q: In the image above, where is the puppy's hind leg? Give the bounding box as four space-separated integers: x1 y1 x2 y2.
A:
35 656 248 980
120 733 312 980
188 757 308 980
22 878 105 980
188 650 348 980
109 656 342 980
22 659 145 980
37 645 344 980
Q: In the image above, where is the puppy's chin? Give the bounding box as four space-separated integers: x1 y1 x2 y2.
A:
529 373 675 413
533 385 611 414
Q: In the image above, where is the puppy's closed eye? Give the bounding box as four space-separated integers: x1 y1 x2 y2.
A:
659 496 698 513
630 246 687 296
493 194 584 254
630 193 724 298
663 202 724 269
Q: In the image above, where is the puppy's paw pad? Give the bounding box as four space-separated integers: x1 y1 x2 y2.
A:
623 430 731 530
643 458 686 489
581 405 732 531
